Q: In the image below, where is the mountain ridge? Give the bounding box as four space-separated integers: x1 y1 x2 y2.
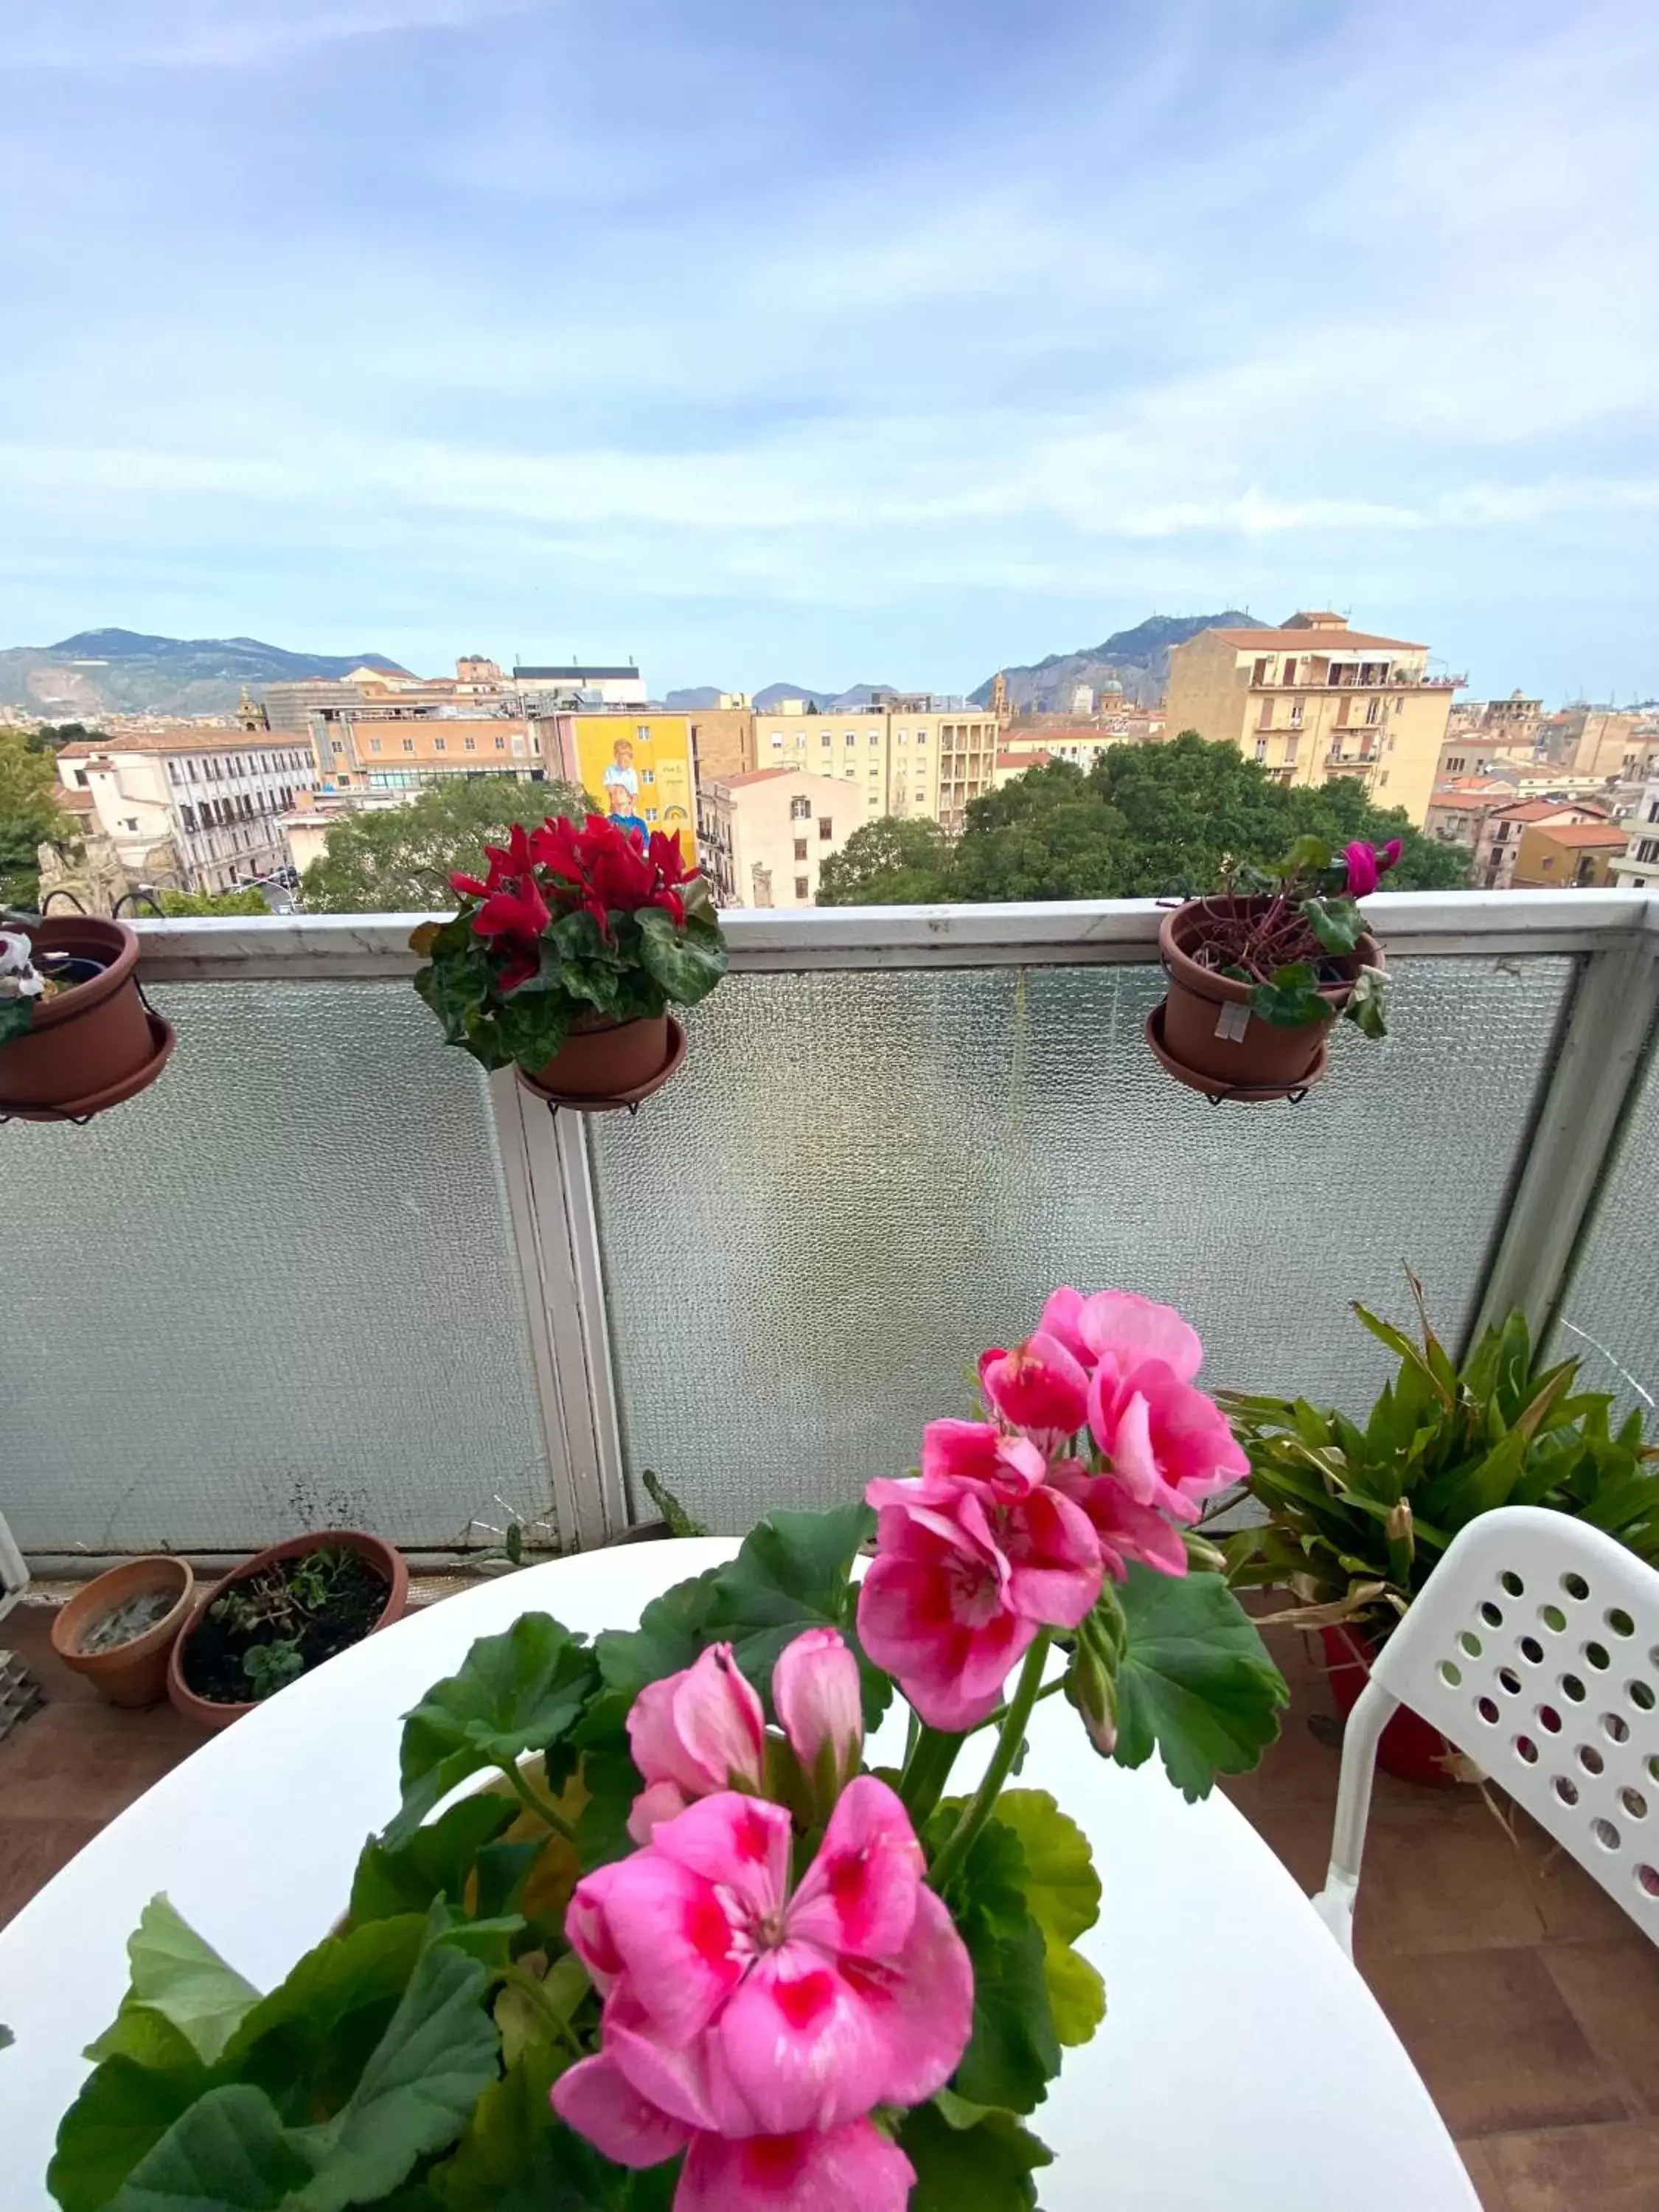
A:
0 628 408 719
970 611 1266 712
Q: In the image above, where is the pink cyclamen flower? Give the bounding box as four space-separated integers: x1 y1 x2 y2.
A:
978 1329 1091 1444
559 1778 973 2142
1379 838 1402 874
859 1425 1102 1730
554 2053 915 2212
773 1627 863 1800
626 1643 766 1844
1343 840 1381 897
1087 1357 1248 1525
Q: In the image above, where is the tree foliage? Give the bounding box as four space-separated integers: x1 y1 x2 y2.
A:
158 888 273 917
816 736 1470 906
302 776 590 913
0 727 75 907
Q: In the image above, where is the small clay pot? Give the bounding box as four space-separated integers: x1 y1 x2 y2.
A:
168 1529 409 1732
51 1556 195 1708
0 917 172 1119
1153 898 1381 1099
524 1011 673 1103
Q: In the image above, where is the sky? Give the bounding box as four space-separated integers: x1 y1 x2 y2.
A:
2 0 1658 703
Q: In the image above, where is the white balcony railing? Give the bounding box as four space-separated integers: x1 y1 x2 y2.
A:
4 891 1658 1568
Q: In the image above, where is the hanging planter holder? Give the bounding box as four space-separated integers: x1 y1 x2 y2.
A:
0 917 174 1125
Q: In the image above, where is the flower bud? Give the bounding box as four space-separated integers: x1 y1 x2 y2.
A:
773 1627 863 1809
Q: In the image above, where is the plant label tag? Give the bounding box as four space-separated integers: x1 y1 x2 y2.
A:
1214 1001 1251 1043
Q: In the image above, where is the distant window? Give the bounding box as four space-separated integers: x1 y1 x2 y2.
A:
642 768 655 784
1253 737 1267 761
870 732 880 746
772 732 785 748
1283 737 1298 765
331 739 344 754
1380 771 1389 786
636 726 651 742
845 732 855 747
122 815 137 831
403 738 414 754
434 737 445 752
1289 701 1304 727
790 796 810 819
1639 840 1659 863
818 816 832 840
795 876 810 899
1366 698 1381 726
73 768 87 787
465 736 476 751
898 731 908 745
821 732 832 748
495 735 506 749
794 838 808 862
916 731 927 745
1252 658 1269 685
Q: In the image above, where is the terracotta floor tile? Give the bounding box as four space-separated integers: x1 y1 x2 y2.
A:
1543 1941 1659 2115
0 1698 197 1821
1473 2122 1659 2211
0 1815 103 1930
1361 1947 1632 2138
1455 2139 1508 2211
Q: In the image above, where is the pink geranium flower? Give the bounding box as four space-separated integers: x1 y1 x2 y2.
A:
1040 1286 1204 1382
977 1330 1090 1444
626 1643 766 1843
554 2053 916 2211
1087 1358 1248 1524
558 1778 973 2141
1048 1461 1190 1578
773 1627 863 1801
858 1421 1102 1729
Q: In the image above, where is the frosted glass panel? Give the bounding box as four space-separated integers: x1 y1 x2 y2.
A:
591 959 1572 1532
0 982 549 1553
1549 1021 1659 1419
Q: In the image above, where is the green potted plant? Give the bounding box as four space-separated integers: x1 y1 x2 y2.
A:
411 814 728 1109
1147 836 1393 1101
0 916 173 1121
1220 1283 1659 1782
168 1531 409 1732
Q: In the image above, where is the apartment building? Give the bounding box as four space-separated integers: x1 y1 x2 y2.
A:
1512 820 1630 888
698 768 855 908
998 726 1138 773
540 712 699 860
686 707 755 784
1567 711 1659 782
513 663 647 709
750 706 1000 832
1473 799 1611 889
1162 611 1459 826
55 728 314 893
314 715 546 790
1425 779 1522 851
1613 779 1659 891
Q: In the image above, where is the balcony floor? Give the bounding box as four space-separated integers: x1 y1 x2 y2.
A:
3 1602 1657 2208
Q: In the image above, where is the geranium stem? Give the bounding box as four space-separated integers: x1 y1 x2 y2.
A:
501 1964 582 2057
500 1759 575 1841
927 1631 1052 1894
899 1720 966 1826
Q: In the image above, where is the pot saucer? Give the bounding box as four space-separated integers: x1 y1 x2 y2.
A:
1144 1004 1326 1105
0 1011 175 1124
515 1016 688 1113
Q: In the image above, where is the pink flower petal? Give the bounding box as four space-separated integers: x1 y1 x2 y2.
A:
1078 1290 1203 1383
651 1791 793 1921
549 2052 692 2168
1037 1285 1091 1366
997 1484 1104 1627
787 1775 921 1960
978 1330 1091 1439
672 1645 767 1793
846 1883 975 2108
597 1843 745 2041
1091 1367 1158 1501
566 1860 627 1989
773 1627 863 1788
626 1777 692 1846
715 1947 891 2132
677 2119 916 2212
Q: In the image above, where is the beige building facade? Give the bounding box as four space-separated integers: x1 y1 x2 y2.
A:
1613 780 1659 891
55 728 314 893
1513 820 1629 888
750 706 1000 833
315 714 545 788
1162 611 1458 826
1477 800 1612 890
698 767 858 908
1568 712 1659 782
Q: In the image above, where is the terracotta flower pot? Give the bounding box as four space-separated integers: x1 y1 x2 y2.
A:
51 1556 195 1709
168 1529 409 1732
0 917 174 1121
519 1010 678 1106
1321 1623 1462 1789
1153 899 1381 1100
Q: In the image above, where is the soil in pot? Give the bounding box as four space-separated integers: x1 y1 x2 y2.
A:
1321 1623 1465 1789
1156 897 1378 1096
181 1545 392 1707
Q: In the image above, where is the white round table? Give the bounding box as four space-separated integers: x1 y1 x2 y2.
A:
0 1542 1478 2209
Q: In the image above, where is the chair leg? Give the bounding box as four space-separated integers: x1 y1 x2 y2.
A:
1312 1675 1397 1953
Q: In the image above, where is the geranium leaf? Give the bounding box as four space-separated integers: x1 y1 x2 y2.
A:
119 1899 261 2067
107 2084 313 2210
703 1503 890 1727
349 1795 519 1924
987 1793 1105 2048
900 2099 1052 2212
49 2056 212 2212
931 1812 1059 2114
594 1573 720 1703
1112 1565 1288 1801
219 1916 429 2112
390 1617 597 1846
433 2043 676 2211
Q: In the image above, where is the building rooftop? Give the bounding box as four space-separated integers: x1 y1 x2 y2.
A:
1528 822 1629 849
709 766 801 788
514 665 639 681
997 750 1051 771
55 728 307 759
1495 799 1610 824
1211 625 1427 653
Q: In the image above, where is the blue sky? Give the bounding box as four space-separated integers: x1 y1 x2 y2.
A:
2 0 1657 702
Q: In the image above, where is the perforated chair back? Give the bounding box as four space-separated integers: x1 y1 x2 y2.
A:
1312 1504 1659 1953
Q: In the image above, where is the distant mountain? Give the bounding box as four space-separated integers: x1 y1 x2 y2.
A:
664 686 727 710
970 613 1265 713
671 681 902 712
0 628 410 719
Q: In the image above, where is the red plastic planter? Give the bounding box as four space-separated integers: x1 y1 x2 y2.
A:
1321 1624 1461 1788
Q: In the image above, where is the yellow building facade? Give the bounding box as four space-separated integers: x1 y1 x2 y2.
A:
1162 611 1458 827
546 712 699 862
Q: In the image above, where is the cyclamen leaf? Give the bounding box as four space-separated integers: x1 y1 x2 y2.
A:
1112 1565 1289 1801
633 907 728 1007
1301 896 1366 954
391 1616 597 1846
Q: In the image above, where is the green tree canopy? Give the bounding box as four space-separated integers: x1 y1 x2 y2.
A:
25 721 109 755
0 728 75 908
816 816 954 905
302 774 591 913
816 735 1470 906
158 887 272 917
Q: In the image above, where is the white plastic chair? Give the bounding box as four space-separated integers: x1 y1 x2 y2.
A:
1312 1503 1659 1954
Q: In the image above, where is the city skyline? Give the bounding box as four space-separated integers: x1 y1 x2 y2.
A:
2 1 1658 703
